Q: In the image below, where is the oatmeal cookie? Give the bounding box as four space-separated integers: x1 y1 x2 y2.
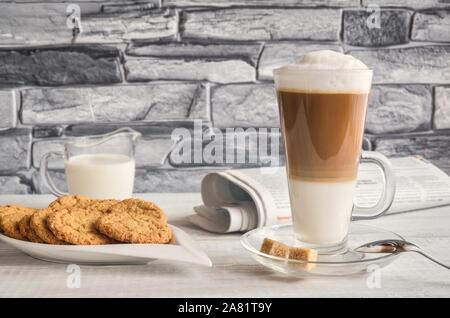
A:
30 208 66 245
0 205 36 240
18 215 45 243
96 199 172 244
48 195 91 210
47 200 119 245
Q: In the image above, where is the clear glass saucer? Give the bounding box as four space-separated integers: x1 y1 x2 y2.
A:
240 223 403 277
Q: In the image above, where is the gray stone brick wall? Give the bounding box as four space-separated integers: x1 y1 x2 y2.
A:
181 9 342 41
0 90 17 130
412 10 450 42
0 0 449 194
343 9 412 46
0 47 122 86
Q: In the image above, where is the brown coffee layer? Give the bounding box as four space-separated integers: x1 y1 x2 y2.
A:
277 90 368 182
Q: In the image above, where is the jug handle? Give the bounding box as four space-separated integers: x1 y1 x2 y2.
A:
39 151 67 197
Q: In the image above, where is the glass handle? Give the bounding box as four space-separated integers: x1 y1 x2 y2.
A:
39 151 67 197
352 151 396 220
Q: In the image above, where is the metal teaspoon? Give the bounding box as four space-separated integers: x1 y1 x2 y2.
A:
356 239 450 270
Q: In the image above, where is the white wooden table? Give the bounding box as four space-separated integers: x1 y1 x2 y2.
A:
0 193 449 298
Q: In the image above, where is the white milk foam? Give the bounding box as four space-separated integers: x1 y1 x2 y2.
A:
274 50 372 93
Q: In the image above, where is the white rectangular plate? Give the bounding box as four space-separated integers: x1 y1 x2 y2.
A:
0 195 212 267
0 226 212 267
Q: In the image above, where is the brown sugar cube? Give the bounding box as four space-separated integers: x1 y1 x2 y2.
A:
260 238 289 258
288 246 318 271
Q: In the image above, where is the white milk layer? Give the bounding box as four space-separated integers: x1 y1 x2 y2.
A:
274 50 372 93
288 179 357 245
65 154 135 199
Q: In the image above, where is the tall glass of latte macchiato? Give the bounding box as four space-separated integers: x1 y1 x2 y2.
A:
274 51 395 254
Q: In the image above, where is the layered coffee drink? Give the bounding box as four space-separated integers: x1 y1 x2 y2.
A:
274 51 373 247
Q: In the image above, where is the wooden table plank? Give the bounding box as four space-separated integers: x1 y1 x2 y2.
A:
0 194 449 298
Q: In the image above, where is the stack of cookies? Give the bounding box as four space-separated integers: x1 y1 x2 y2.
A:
0 195 172 245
